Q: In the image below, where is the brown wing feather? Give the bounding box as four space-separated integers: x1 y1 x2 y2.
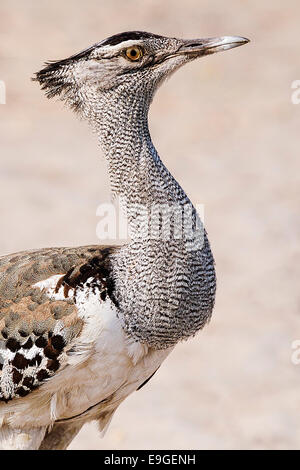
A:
0 245 117 402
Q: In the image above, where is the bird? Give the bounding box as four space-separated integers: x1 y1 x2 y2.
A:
0 31 249 450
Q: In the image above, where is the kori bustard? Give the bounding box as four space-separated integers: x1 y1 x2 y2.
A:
0 31 249 449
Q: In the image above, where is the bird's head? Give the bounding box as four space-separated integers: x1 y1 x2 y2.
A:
34 31 249 113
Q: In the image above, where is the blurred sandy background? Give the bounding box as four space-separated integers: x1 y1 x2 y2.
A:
0 0 300 450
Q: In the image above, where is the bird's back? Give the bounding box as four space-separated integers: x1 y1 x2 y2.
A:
0 245 116 402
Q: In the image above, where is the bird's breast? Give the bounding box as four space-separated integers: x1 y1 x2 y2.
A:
110 237 216 350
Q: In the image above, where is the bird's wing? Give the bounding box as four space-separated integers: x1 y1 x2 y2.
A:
0 245 117 402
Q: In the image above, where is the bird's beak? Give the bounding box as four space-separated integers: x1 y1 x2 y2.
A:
177 36 250 57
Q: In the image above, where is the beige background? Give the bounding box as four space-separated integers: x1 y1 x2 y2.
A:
0 0 300 449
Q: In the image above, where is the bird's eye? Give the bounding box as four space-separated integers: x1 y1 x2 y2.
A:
125 46 143 61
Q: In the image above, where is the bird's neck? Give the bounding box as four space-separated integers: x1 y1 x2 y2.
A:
85 88 189 208
80 89 215 350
